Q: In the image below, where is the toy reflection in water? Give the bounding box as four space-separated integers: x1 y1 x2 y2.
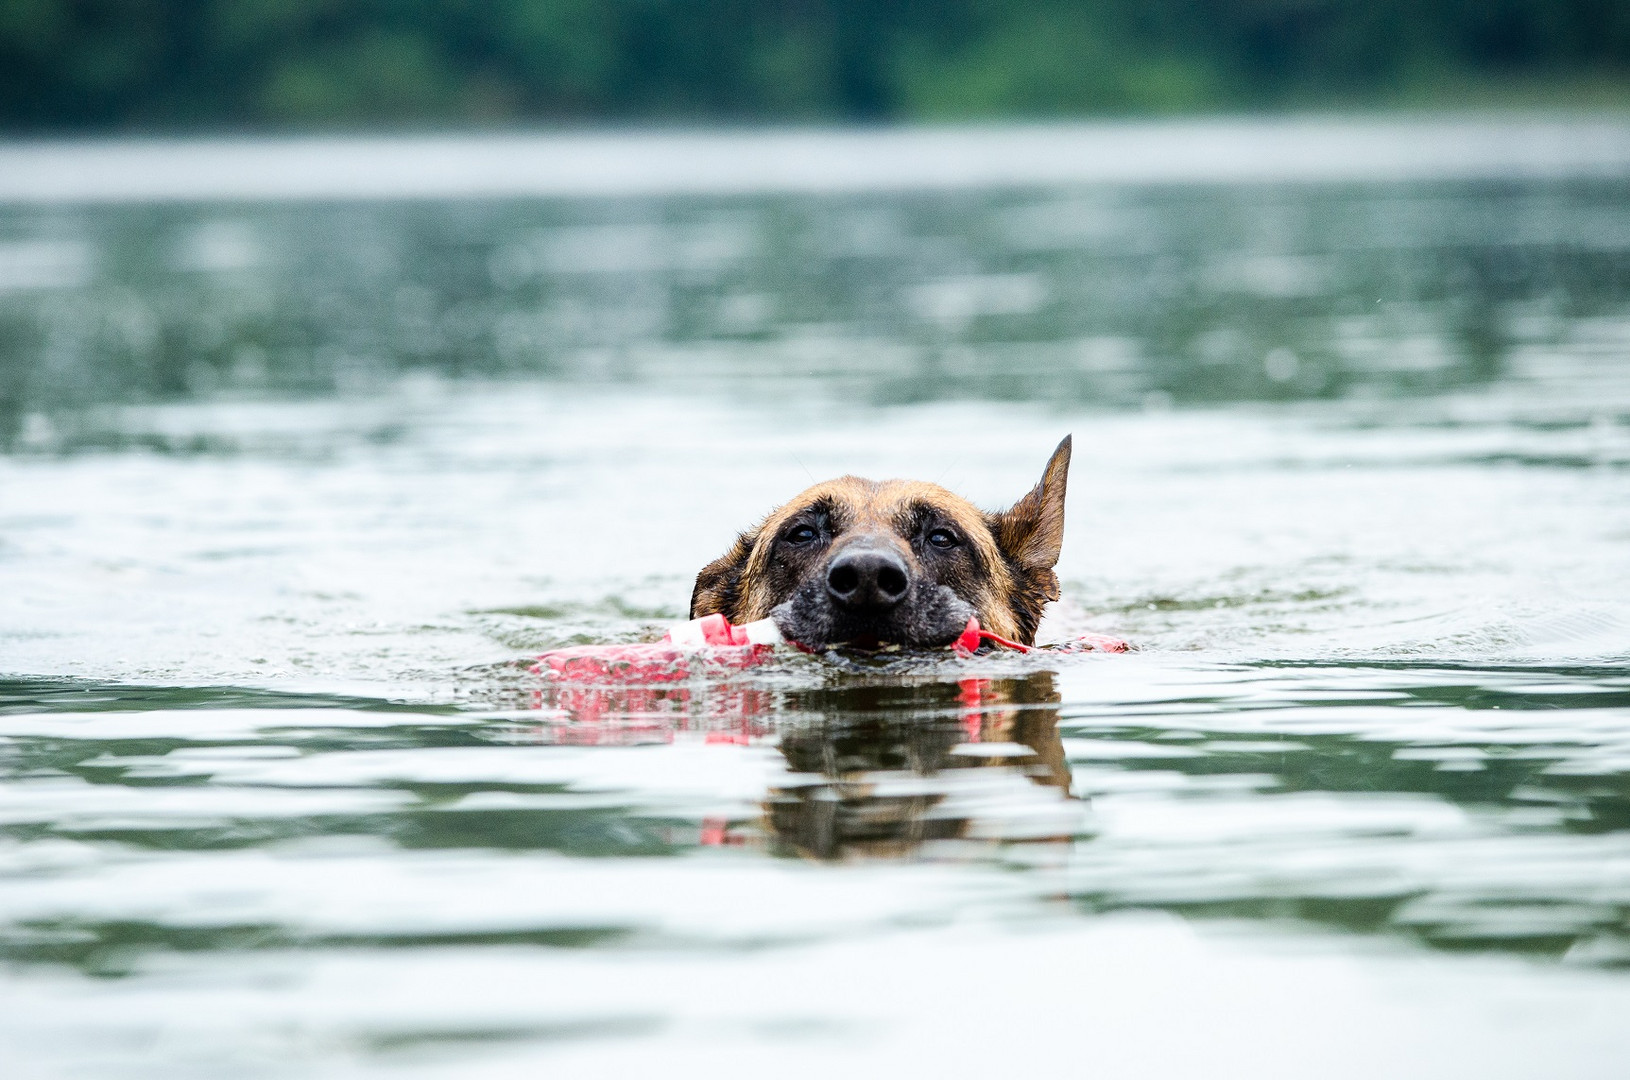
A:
524 681 775 746
521 667 1078 859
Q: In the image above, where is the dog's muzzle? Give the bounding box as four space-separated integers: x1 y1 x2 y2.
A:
771 539 974 650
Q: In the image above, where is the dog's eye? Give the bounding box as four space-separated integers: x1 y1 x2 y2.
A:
784 524 818 545
926 528 959 549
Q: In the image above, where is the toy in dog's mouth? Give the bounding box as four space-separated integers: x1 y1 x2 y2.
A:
533 613 1127 684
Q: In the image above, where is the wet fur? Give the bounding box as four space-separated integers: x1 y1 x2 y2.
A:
691 436 1071 647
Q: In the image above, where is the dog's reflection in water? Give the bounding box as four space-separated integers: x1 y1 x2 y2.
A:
523 669 1077 860
766 674 1074 859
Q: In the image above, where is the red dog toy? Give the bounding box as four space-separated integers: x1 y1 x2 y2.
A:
534 614 1127 684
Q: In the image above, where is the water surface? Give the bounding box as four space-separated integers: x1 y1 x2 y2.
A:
3 122 1630 1076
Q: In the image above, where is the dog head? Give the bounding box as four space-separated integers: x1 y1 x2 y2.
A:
690 436 1071 648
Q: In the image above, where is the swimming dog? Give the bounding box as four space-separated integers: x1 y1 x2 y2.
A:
690 436 1071 649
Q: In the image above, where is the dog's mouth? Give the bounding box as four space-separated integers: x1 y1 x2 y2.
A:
815 632 896 654
769 579 975 651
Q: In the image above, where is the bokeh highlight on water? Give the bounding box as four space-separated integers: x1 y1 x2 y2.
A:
2 122 1630 1076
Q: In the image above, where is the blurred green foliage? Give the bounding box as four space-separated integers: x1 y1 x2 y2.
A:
3 0 1629 130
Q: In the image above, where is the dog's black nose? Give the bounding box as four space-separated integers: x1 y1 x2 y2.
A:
826 548 910 611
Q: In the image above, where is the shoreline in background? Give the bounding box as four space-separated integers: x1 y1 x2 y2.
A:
5 115 1630 204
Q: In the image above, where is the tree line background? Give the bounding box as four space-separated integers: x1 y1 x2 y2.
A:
4 0 1629 132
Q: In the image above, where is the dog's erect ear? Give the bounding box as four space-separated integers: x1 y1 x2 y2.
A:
991 435 1071 601
689 531 756 620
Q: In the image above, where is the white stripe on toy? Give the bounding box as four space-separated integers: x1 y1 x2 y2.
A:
664 619 710 647
743 618 785 645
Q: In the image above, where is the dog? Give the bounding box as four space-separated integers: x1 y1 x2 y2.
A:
690 436 1071 649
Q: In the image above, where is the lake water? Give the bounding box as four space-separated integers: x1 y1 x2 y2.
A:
3 120 1630 1077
